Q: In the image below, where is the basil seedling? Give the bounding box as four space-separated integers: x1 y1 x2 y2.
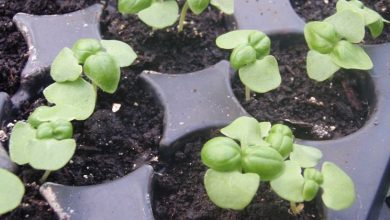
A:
118 0 234 31
6 38 137 214
216 30 281 101
305 0 388 82
201 116 356 214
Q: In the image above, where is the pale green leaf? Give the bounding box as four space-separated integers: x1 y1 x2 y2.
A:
84 52 120 93
101 40 137 67
325 10 365 43
216 30 256 49
304 21 339 54
362 7 383 25
368 19 384 38
330 40 373 70
29 139 76 171
210 0 234 14
307 50 340 82
239 55 281 93
188 0 210 15
270 160 305 202
138 0 179 29
50 48 82 82
118 0 152 14
321 162 356 210
204 169 259 210
259 122 271 138
30 79 96 122
9 122 36 165
220 116 262 146
0 169 25 215
290 144 323 168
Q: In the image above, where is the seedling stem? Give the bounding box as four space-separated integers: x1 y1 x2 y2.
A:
178 1 189 32
40 170 52 183
290 201 304 216
245 86 251 102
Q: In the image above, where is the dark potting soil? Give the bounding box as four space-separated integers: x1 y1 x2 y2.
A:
153 131 323 220
290 0 390 44
233 36 372 140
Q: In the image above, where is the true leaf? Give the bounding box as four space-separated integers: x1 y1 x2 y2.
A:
307 50 340 82
216 30 257 49
220 116 262 147
325 10 365 43
9 122 36 165
238 55 281 93
210 0 234 15
29 78 96 122
71 38 102 63
201 137 241 172
290 144 323 168
101 40 137 67
204 169 260 210
188 0 210 15
321 162 356 210
50 48 82 82
304 21 339 54
330 40 373 70
0 169 25 215
270 160 305 202
29 139 76 171
138 0 179 29
84 52 120 94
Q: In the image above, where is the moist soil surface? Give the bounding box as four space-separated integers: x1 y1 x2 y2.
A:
291 0 390 44
0 0 372 219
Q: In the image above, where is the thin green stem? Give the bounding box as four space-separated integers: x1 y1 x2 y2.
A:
178 1 189 32
40 170 52 183
245 86 251 102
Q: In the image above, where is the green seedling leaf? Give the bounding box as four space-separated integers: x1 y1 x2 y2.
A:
304 21 339 54
239 55 281 93
201 137 241 172
321 162 356 210
302 179 320 201
188 0 210 15
307 50 340 82
330 40 373 70
50 48 82 82
29 78 96 122
242 146 285 181
72 38 102 63
265 132 293 159
0 169 25 215
118 0 152 14
230 45 257 70
101 40 137 67
210 0 234 14
36 121 73 140
220 116 262 147
204 169 260 210
138 0 179 29
248 32 271 59
304 168 324 185
84 52 120 94
270 160 305 202
368 19 384 39
325 10 365 43
9 122 36 165
29 139 76 171
290 144 323 168
216 30 256 49
336 0 382 25
259 122 271 138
